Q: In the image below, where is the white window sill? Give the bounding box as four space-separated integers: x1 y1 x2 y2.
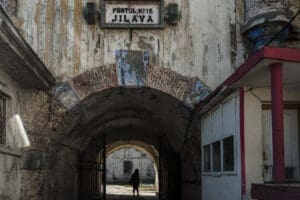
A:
202 171 237 177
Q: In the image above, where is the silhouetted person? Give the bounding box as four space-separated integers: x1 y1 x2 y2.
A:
130 169 140 196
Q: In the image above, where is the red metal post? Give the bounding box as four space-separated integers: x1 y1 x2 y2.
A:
240 87 246 195
270 62 285 183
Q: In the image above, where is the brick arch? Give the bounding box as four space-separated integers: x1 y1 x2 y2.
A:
66 64 210 109
27 64 210 149
23 65 209 200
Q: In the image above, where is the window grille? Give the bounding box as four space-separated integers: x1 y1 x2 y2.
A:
0 95 6 146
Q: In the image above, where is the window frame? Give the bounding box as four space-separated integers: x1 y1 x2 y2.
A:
201 95 238 176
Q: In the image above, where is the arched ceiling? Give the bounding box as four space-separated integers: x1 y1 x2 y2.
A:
52 87 192 153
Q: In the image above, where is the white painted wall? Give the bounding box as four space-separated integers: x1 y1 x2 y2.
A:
243 87 300 200
247 87 300 102
262 109 299 182
244 88 264 200
201 93 241 200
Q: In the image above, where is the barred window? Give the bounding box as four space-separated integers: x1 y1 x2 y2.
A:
123 160 133 175
0 94 6 146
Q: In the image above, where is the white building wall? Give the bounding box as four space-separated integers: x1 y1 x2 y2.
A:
106 148 155 183
243 87 300 200
201 93 241 200
243 88 264 200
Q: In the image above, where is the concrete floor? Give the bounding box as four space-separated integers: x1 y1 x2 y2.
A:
105 184 158 200
107 195 158 200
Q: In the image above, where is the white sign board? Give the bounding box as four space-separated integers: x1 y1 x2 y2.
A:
101 1 163 28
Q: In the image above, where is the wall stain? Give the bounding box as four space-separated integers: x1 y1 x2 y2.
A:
73 0 82 74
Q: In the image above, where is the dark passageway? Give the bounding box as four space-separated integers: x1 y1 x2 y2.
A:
42 88 199 200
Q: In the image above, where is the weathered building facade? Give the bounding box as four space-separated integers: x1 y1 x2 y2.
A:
0 0 299 200
106 148 156 183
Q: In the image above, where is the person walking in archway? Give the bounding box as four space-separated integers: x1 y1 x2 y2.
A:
130 169 140 197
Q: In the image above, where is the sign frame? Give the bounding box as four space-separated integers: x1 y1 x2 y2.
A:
100 0 164 29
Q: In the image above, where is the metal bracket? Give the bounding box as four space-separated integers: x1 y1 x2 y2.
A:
84 2 97 25
164 3 180 26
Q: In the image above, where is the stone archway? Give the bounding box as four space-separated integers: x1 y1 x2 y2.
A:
98 141 160 197
21 65 209 200
105 140 159 191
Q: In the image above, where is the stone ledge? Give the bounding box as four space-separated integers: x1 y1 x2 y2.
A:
0 145 22 157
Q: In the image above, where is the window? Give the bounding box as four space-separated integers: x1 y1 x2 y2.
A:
203 138 235 174
203 145 211 172
223 136 234 171
0 95 6 146
123 160 133 174
262 109 300 181
201 95 237 174
212 141 221 172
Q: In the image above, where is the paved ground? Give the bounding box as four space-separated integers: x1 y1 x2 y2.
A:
106 195 158 200
105 184 158 200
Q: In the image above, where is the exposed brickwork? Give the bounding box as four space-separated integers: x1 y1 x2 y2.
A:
28 65 209 148
146 65 194 102
71 64 118 99
27 98 68 150
30 106 49 134
21 170 48 200
23 64 210 200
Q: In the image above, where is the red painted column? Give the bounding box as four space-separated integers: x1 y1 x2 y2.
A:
240 87 246 195
270 62 285 183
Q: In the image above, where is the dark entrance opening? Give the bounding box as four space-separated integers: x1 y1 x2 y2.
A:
46 88 189 200
78 136 181 200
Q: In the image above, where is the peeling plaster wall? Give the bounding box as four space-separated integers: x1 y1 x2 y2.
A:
0 0 17 16
0 66 48 200
0 69 23 200
16 0 245 89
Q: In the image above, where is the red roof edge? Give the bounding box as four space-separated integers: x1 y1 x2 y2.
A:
196 47 300 111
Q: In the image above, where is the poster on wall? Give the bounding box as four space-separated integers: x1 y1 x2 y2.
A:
115 50 149 86
100 0 164 28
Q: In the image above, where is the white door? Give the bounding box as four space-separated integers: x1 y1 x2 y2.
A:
262 109 299 181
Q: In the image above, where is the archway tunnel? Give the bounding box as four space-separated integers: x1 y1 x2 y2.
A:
43 87 200 200
104 141 159 196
